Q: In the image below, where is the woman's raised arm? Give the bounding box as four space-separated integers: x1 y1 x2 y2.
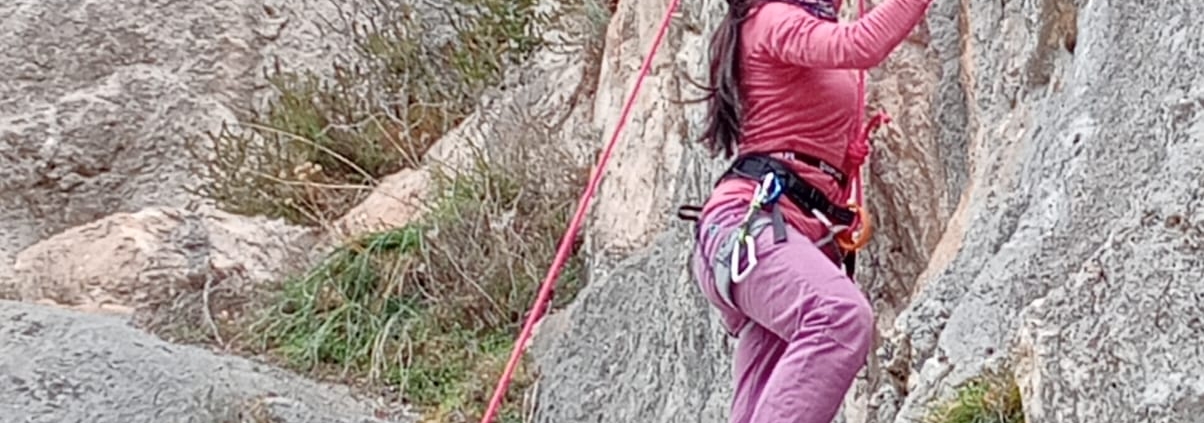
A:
756 0 934 69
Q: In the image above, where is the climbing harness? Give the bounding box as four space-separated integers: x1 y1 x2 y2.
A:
679 153 857 257
679 152 859 336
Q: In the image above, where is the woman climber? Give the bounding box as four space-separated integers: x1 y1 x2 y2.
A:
687 0 933 422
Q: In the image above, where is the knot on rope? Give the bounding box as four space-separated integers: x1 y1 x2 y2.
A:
846 110 891 171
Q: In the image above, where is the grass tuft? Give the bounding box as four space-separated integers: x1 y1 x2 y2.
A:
924 366 1025 423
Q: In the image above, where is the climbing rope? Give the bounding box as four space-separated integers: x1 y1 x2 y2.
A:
477 0 681 421
837 0 892 254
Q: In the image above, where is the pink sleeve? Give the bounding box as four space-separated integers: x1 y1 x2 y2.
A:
757 0 933 69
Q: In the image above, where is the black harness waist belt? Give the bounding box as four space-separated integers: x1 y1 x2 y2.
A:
721 154 856 226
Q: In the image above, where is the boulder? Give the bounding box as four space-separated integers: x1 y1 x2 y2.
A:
333 170 432 239
5 207 316 313
0 300 412 423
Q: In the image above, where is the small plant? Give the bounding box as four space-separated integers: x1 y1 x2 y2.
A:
924 366 1025 423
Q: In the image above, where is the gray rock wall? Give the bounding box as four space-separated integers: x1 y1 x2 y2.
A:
534 0 1204 422
0 0 356 283
888 0 1204 422
0 300 412 423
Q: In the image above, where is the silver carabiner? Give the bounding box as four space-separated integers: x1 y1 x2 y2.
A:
729 173 779 283
730 232 757 283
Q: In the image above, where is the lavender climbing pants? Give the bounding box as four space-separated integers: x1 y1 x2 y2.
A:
691 201 874 423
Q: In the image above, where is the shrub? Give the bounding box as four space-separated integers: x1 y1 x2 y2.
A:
924 366 1025 423
249 142 588 421
186 0 546 226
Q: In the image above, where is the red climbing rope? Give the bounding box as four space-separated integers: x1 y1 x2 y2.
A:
840 0 892 250
477 0 682 421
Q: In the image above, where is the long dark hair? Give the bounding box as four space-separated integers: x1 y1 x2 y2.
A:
695 1 762 159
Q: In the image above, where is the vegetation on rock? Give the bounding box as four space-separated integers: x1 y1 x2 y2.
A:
187 0 546 226
169 0 614 420
249 145 587 421
923 366 1025 423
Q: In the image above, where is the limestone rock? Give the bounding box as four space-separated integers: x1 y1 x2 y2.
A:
1015 216 1204 423
334 170 432 239
857 0 968 329
0 0 362 286
0 300 412 423
531 223 733 423
5 207 316 312
882 1 1204 422
532 0 740 421
582 0 721 257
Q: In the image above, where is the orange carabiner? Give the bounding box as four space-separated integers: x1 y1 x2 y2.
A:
835 205 873 252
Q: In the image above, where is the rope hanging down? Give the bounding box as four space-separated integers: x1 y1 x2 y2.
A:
477 0 682 421
838 0 892 252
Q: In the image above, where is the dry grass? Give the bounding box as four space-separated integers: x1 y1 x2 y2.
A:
185 0 547 226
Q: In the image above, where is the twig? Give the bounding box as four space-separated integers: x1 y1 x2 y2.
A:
240 121 381 185
202 274 226 348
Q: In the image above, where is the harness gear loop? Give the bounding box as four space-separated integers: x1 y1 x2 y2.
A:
808 207 849 249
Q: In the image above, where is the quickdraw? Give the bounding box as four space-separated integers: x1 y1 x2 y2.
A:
730 173 783 282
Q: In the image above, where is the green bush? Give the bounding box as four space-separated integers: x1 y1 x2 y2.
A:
185 0 617 420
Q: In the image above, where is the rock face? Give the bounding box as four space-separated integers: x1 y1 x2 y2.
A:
0 0 357 283
534 0 1204 423
0 300 410 423
885 0 1204 422
4 207 316 313
531 0 736 421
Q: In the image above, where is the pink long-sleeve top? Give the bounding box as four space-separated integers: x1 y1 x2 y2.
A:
702 0 932 249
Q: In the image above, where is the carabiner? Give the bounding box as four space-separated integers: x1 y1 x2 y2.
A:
754 173 783 206
730 232 757 282
729 173 780 284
